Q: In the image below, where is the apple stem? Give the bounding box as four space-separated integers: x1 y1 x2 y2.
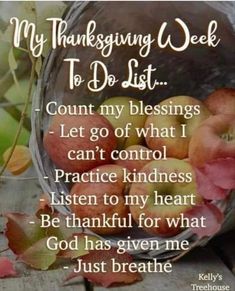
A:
220 133 233 142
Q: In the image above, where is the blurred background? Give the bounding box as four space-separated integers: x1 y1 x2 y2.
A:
0 1 67 164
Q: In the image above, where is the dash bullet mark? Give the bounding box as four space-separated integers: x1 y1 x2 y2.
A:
63 266 69 270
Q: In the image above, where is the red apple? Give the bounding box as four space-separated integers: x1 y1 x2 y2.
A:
204 88 235 115
70 164 130 235
43 111 117 173
145 96 211 159
189 114 235 167
129 159 202 237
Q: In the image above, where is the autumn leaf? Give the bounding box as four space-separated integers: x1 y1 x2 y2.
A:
0 257 17 278
5 210 112 272
5 211 84 270
59 234 100 259
5 213 46 255
19 237 59 270
65 248 142 287
3 145 32 175
5 213 60 270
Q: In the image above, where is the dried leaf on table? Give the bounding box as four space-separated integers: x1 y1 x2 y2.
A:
5 213 46 255
5 213 59 270
4 211 83 270
19 237 59 270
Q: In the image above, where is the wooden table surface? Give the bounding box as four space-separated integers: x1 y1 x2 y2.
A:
0 167 234 291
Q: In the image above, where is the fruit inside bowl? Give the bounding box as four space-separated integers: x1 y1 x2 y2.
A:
43 93 234 239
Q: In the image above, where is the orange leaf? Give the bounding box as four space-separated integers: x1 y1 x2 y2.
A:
5 212 64 270
5 213 46 255
65 247 142 287
3 145 32 175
